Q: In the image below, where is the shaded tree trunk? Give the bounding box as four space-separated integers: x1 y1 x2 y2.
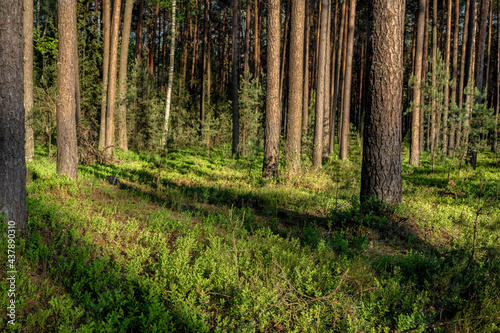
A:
262 0 280 178
244 0 250 79
361 0 404 205
410 0 426 166
420 1 428 152
339 0 356 161
134 0 144 62
56 0 78 180
456 0 470 149
322 0 332 156
24 0 34 162
329 0 339 153
200 0 209 137
495 0 499 152
105 0 122 156
430 0 437 169
232 0 240 156
448 0 460 155
285 0 305 173
302 0 310 138
334 0 347 152
442 0 452 160
0 0 27 228
99 0 111 147
117 0 134 151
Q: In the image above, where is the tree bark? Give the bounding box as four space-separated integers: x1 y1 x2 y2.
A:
361 0 404 206
430 0 437 168
200 0 209 137
484 0 492 99
117 0 133 151
334 0 347 153
442 0 452 159
456 0 470 149
312 0 329 169
420 2 428 152
329 0 339 153
285 0 305 173
0 0 27 228
134 0 144 62
244 0 250 80
339 0 356 161
322 0 332 157
162 0 176 145
263 0 280 178
448 0 460 155
232 0 240 156
56 0 78 180
495 0 499 152
99 0 111 147
24 0 34 162
302 0 310 138
105 0 122 156
410 0 426 166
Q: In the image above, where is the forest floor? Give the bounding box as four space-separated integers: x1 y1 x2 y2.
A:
1 143 500 332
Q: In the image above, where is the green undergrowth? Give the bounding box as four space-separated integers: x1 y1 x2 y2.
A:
1 145 499 332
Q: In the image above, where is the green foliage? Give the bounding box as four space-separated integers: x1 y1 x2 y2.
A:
238 76 264 156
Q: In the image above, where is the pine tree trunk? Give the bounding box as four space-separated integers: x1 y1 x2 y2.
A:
105 0 122 156
285 0 305 173
339 0 356 161
24 0 34 162
232 0 240 156
99 0 111 147
484 0 492 97
0 0 27 228
333 0 346 153
244 0 250 80
302 0 310 138
191 0 199 87
430 0 437 170
134 0 144 62
279 0 291 111
57 0 78 180
361 0 404 206
448 0 460 156
200 0 208 137
410 0 426 166
442 0 452 160
163 0 176 146
329 0 339 153
312 0 329 169
336 0 348 150
495 0 499 152
322 0 332 157
263 0 280 178
420 2 428 152
117 0 133 151
456 0 470 149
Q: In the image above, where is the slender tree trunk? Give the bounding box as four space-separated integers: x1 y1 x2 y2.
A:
442 0 452 160
329 0 339 153
163 0 176 145
495 0 499 152
312 0 329 169
191 0 199 87
484 0 492 97
254 0 260 80
285 0 305 173
134 0 144 62
105 0 122 156
322 0 332 157
232 0 240 156
263 0 280 178
117 0 133 151
200 0 208 137
302 0 310 138
334 0 347 152
0 0 27 228
430 0 437 170
24 0 34 162
448 0 460 156
244 0 250 80
361 0 404 206
339 0 356 161
456 0 470 149
148 0 160 78
279 0 291 116
410 0 426 166
420 2 428 152
99 0 111 147
57 0 78 180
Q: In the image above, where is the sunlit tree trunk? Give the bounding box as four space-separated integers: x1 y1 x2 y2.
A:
361 0 404 206
162 0 176 146
442 0 452 160
232 0 240 156
56 0 78 179
99 0 111 147
410 0 426 166
339 0 356 161
263 0 281 178
448 0 460 156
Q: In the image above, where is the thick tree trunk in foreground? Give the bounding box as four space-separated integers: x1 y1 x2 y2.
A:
24 0 34 162
117 0 134 151
263 0 280 178
312 0 329 169
105 0 122 156
163 0 176 145
0 0 27 228
99 0 111 147
339 0 356 161
56 0 78 180
232 0 240 156
410 0 426 166
361 0 404 205
285 0 305 173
